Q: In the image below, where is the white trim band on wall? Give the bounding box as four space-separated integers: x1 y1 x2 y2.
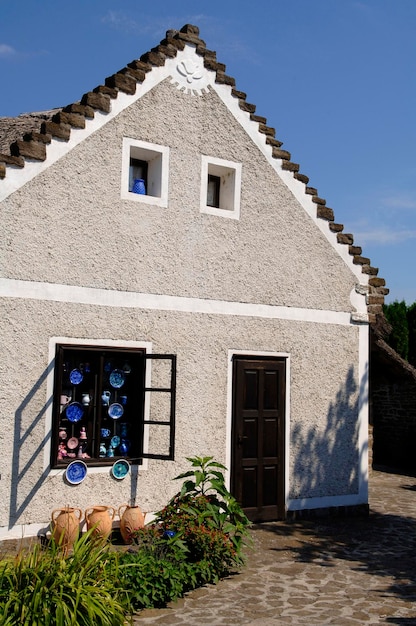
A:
0 278 359 327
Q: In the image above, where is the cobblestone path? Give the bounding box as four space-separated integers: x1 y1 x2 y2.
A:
134 470 416 625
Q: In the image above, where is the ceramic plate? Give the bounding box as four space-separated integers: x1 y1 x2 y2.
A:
109 369 125 388
69 368 83 385
67 437 79 450
111 435 120 448
111 459 130 480
108 403 124 419
66 402 84 423
65 460 87 485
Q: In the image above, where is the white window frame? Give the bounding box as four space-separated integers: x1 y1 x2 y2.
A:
121 138 169 208
200 156 242 220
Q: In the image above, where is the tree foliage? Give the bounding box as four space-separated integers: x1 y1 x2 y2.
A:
383 300 416 366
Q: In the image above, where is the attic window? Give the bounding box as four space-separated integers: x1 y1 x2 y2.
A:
121 138 169 208
201 156 242 220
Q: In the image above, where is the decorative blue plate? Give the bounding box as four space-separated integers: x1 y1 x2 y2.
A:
111 435 120 448
66 402 84 423
109 369 125 388
111 459 130 480
108 403 124 419
65 460 87 485
69 368 83 385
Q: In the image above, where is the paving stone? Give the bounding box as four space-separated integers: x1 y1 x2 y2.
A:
132 469 416 625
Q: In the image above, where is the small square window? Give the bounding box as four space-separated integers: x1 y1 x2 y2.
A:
121 138 169 207
201 156 242 219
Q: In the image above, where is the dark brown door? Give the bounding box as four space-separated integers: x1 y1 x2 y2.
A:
231 357 286 522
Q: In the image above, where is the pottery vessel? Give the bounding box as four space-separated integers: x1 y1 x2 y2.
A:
118 504 145 544
132 178 146 195
51 507 82 551
85 505 116 540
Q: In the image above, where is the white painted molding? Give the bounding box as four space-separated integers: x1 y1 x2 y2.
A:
0 277 356 326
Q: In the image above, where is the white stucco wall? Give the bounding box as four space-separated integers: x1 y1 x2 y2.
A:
0 80 357 311
0 45 368 538
0 296 363 534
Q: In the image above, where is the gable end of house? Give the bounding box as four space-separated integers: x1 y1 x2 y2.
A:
0 23 388 323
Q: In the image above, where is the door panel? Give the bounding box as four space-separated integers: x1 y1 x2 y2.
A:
232 357 286 522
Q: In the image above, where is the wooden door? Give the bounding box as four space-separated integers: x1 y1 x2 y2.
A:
231 357 286 521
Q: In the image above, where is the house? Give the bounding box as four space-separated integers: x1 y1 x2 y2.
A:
0 24 389 540
370 320 416 472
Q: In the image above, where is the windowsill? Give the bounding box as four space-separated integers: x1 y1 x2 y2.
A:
125 190 167 207
201 204 241 219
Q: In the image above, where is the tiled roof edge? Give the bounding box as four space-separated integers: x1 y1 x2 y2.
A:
0 23 388 319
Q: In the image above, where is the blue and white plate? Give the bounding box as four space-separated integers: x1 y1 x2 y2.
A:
69 369 83 385
66 402 84 423
65 460 87 485
111 459 130 480
109 369 125 389
108 403 124 419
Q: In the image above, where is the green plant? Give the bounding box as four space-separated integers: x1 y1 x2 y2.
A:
156 456 251 576
0 530 127 626
0 457 251 620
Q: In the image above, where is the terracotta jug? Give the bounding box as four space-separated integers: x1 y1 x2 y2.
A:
118 504 145 544
51 507 82 551
85 505 116 540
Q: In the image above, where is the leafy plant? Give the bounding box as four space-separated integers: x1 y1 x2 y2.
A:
155 456 251 575
0 457 251 620
0 530 127 626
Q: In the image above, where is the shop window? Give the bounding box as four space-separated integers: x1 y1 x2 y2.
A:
121 138 169 207
200 156 242 219
51 344 176 468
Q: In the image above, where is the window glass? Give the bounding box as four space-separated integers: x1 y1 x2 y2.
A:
52 346 145 468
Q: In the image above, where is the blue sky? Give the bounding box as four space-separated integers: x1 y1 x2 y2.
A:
1 0 415 304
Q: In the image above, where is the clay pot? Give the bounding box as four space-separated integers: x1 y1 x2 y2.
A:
51 507 82 551
118 504 145 544
85 505 116 540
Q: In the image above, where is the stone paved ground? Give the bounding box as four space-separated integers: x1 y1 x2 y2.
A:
134 469 416 625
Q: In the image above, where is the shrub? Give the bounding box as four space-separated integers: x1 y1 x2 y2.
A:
0 457 251 620
121 457 252 610
155 456 251 580
0 531 127 626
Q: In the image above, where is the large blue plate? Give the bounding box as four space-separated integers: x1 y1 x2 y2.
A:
69 369 83 385
65 460 87 485
108 403 124 419
66 402 84 423
109 369 125 388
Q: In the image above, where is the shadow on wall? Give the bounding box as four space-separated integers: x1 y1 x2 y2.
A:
9 362 54 529
291 363 368 502
9 357 142 530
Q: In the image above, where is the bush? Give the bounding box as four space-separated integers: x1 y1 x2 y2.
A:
118 528 192 610
154 456 251 580
0 531 127 626
120 457 251 610
0 457 251 621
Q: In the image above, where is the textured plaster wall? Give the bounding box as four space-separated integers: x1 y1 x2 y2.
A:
0 80 356 312
0 76 365 533
0 296 359 529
